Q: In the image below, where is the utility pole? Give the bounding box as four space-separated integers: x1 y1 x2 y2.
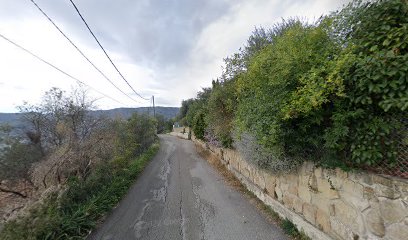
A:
147 98 150 116
152 95 156 118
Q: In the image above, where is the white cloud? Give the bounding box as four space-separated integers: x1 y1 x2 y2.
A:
172 0 350 102
0 0 350 112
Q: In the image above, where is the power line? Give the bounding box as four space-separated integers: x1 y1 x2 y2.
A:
68 0 150 101
29 0 140 105
0 32 126 106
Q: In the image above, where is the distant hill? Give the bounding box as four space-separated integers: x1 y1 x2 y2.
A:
0 113 24 129
0 107 179 130
93 107 179 120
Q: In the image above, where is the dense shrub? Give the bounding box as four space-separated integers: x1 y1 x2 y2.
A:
205 80 237 147
234 21 339 170
178 0 407 173
323 0 408 167
193 111 206 140
156 114 174 134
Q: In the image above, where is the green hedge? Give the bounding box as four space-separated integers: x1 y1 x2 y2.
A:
179 0 407 172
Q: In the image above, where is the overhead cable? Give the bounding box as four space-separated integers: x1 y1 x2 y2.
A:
68 0 150 101
29 0 140 104
0 32 126 106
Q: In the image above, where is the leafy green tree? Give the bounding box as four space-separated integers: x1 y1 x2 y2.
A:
177 99 195 124
193 111 206 140
123 113 157 157
155 114 174 134
206 79 237 147
183 88 211 136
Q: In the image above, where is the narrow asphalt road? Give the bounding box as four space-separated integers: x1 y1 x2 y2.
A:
88 134 287 240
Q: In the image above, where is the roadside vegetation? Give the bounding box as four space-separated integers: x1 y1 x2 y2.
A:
0 87 160 239
176 0 407 174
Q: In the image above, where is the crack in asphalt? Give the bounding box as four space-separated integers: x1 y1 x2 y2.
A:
157 144 175 203
178 151 187 240
191 176 206 240
133 144 175 239
132 200 151 239
88 135 288 240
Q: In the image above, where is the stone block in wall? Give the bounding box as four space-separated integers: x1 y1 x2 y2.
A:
228 152 240 172
240 161 251 180
314 167 323 178
222 150 229 163
342 179 364 198
264 173 276 197
316 174 340 200
340 179 370 211
371 174 393 188
209 146 222 158
298 185 312 203
247 165 255 182
386 221 408 240
329 216 355 240
280 180 290 196
332 200 359 231
311 194 331 216
394 179 408 196
299 172 310 186
236 156 246 173
345 195 370 212
218 148 223 160
348 171 373 186
303 202 316 225
283 194 295 210
373 182 400 199
365 205 385 237
284 174 299 196
253 169 266 190
316 208 331 233
233 159 240 172
372 174 406 200
363 186 376 201
288 184 298 196
275 179 283 202
293 196 303 214
379 198 408 225
287 174 299 186
224 149 236 165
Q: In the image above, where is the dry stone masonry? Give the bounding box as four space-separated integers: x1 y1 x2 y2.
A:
192 138 408 240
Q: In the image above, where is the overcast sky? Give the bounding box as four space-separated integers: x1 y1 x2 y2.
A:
0 0 349 112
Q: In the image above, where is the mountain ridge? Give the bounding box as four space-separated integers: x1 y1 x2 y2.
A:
0 107 179 129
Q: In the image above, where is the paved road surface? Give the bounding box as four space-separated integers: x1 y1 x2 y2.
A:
88 135 287 240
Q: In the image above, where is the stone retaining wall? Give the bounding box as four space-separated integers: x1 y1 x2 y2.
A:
192 138 408 240
170 127 190 139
